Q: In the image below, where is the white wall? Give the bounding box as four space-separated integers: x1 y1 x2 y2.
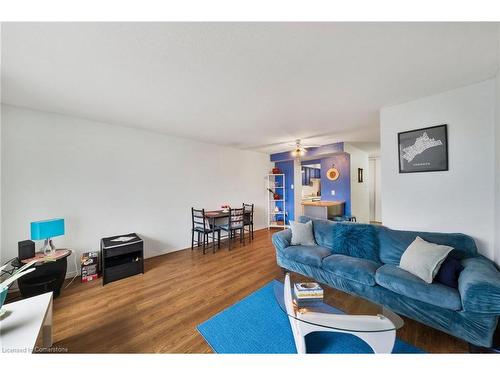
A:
368 157 382 222
344 143 370 223
496 51 500 265
1 105 271 276
380 79 496 261
0 25 2 260
293 159 303 221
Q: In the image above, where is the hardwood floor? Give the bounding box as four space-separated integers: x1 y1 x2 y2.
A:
45 229 467 353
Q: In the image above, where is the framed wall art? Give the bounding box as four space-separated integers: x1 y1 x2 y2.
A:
398 124 448 173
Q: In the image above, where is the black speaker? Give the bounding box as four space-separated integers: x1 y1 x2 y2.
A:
18 240 35 260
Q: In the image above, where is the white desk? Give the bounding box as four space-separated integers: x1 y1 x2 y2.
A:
0 292 53 353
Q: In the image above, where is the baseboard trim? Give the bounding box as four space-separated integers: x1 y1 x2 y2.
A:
145 227 271 261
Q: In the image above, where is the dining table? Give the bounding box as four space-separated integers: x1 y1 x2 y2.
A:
204 209 252 219
204 209 250 227
204 209 251 248
204 209 232 220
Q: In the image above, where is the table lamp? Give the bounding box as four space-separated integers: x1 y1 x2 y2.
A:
30 218 65 255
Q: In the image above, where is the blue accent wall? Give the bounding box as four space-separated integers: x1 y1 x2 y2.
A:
320 153 351 216
270 143 352 222
274 160 294 224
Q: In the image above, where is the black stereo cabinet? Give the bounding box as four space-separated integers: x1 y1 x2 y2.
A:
101 233 144 285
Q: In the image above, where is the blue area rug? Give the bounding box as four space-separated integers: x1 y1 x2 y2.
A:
197 280 425 354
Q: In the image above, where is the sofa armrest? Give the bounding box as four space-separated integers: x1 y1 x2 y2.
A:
272 229 292 253
458 256 500 314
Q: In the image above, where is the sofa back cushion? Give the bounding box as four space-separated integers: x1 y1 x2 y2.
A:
331 223 380 263
289 220 316 246
298 216 380 263
377 226 478 266
298 216 336 249
298 216 478 266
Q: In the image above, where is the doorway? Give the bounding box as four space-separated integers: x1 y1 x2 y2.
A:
368 157 382 223
301 162 321 202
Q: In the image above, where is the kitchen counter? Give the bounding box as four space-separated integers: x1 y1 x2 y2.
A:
301 200 344 207
301 200 345 220
301 195 321 202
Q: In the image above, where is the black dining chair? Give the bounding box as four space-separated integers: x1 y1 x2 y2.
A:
243 203 254 241
219 206 245 250
191 207 220 254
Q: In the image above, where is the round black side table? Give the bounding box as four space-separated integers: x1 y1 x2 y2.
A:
11 249 72 298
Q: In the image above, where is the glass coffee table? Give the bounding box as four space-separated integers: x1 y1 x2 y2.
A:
274 273 404 354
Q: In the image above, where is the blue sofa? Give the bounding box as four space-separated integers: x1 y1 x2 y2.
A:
272 217 500 348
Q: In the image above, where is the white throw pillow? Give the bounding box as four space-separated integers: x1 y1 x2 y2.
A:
399 236 453 283
289 220 316 246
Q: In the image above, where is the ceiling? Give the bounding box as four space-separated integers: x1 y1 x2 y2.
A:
1 22 499 154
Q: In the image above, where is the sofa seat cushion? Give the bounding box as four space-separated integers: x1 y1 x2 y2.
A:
282 245 332 267
375 264 462 311
322 254 381 286
377 226 478 266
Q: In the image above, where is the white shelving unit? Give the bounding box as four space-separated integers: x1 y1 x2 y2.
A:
267 174 287 229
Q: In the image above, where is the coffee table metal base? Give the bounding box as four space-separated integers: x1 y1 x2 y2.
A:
283 274 397 354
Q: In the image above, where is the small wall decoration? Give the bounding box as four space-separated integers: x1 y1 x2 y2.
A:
357 168 364 183
326 166 340 181
398 124 448 173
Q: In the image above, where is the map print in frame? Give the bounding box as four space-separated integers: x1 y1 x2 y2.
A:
398 124 448 173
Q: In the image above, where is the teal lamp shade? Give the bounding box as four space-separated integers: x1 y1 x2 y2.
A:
0 286 7 310
31 218 65 240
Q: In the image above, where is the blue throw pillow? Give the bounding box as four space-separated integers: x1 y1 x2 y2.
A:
331 223 380 263
435 256 464 289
